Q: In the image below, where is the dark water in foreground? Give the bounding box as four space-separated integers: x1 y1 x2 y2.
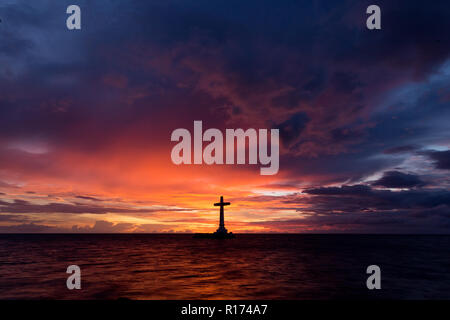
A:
0 234 449 299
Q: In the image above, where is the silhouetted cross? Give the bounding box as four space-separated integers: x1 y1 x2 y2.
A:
214 196 230 231
214 196 230 209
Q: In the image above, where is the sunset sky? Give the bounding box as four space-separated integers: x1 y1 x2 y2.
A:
0 0 449 233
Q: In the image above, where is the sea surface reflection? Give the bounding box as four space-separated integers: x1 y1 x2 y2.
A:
0 234 449 299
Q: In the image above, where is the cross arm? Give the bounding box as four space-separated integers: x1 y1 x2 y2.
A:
214 202 230 206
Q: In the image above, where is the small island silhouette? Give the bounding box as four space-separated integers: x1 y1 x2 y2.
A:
194 196 235 239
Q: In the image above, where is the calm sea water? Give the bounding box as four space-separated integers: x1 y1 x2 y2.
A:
0 234 449 299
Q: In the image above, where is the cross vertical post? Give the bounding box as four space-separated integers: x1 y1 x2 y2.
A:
214 196 230 234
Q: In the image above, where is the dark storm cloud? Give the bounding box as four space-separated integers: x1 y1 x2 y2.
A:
0 214 28 222
372 171 426 188
423 150 450 170
0 220 173 233
258 184 450 232
383 145 419 154
0 28 32 56
75 195 104 202
303 184 372 196
0 199 190 214
280 150 396 186
301 185 450 212
250 205 450 233
275 112 309 147
1 0 449 161
331 72 363 94
0 199 126 214
330 126 366 144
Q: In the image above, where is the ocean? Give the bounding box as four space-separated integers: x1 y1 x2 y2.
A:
0 234 449 299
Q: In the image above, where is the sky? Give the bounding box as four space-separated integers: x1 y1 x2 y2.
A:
0 0 449 233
